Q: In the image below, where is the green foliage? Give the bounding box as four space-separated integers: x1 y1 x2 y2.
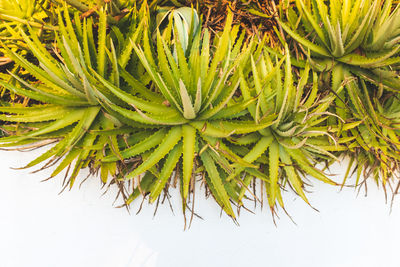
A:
0 0 55 67
0 7 142 190
99 11 277 218
279 0 400 90
1 0 400 222
279 0 400 193
228 47 344 211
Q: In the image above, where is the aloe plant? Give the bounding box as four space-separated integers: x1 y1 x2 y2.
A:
279 0 400 89
97 12 278 218
0 7 142 189
224 45 356 212
337 79 400 189
278 0 400 190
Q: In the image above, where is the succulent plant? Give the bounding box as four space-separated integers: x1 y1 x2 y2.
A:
98 12 277 218
278 0 400 190
226 46 353 212
1 0 400 221
0 7 141 189
279 0 400 89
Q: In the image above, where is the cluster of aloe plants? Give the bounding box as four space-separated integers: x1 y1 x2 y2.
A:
0 0 399 221
279 0 400 192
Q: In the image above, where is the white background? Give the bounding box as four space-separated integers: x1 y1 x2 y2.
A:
1 148 400 267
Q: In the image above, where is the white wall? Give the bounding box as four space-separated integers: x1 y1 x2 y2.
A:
1 148 400 267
